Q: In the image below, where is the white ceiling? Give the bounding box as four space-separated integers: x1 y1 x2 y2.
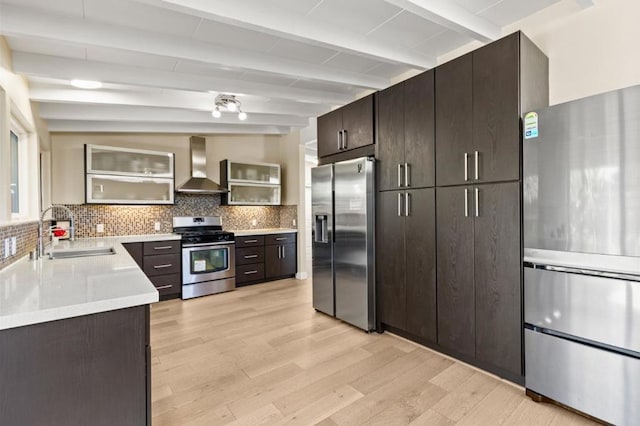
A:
0 0 566 135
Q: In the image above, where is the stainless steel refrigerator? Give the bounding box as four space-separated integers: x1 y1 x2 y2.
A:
311 157 375 331
523 85 640 425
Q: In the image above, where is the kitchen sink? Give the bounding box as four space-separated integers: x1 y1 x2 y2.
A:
49 246 116 259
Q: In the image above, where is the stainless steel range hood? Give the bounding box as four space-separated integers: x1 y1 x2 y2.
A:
176 136 228 194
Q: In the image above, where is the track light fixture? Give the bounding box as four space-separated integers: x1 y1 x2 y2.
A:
212 94 247 121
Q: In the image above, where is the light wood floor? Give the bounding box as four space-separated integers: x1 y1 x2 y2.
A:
150 278 596 426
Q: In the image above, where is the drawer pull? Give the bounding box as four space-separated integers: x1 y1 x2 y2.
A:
244 239 258 243
156 284 173 290
275 237 288 241
244 254 258 259
153 246 173 250
153 264 173 269
244 270 259 275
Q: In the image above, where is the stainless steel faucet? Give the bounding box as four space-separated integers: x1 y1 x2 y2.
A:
37 205 75 259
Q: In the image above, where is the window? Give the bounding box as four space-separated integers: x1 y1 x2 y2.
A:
10 130 19 214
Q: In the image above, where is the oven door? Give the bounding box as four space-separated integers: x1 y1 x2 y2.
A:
182 242 235 285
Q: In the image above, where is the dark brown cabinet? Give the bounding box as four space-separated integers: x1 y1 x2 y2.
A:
374 32 547 384
436 32 548 187
123 240 181 299
378 71 435 191
317 94 374 158
0 306 150 426
235 233 297 286
436 185 475 357
436 182 521 376
377 188 436 343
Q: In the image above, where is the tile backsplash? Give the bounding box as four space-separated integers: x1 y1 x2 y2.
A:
0 195 297 270
56 193 298 238
0 221 39 270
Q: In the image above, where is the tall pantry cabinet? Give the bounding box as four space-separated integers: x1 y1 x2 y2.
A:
435 32 548 381
376 70 437 343
376 31 548 383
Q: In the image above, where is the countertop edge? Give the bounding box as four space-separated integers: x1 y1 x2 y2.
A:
0 292 158 331
231 228 298 236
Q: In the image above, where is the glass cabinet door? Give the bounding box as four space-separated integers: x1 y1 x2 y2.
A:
229 161 280 184
86 174 174 204
228 183 280 205
87 145 174 178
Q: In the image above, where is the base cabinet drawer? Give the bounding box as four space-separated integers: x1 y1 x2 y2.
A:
236 246 265 265
235 235 265 247
143 240 180 255
236 264 265 284
148 274 180 296
143 254 180 277
265 233 296 245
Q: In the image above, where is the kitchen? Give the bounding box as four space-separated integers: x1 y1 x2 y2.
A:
0 1 640 424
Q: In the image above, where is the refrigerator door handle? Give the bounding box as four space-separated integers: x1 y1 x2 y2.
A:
475 187 480 217
397 192 404 217
474 151 479 180
464 152 469 181
405 191 411 216
464 188 469 217
397 163 404 187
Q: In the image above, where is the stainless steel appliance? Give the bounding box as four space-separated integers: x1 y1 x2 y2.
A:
311 157 375 331
173 216 236 299
523 85 640 425
175 136 228 193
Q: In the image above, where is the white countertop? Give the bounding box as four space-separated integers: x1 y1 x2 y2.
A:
0 234 178 331
231 228 298 236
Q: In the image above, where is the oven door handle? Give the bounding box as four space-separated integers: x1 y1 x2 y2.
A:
182 241 235 248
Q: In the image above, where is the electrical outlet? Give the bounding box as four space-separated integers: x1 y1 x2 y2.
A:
251 219 257 227
96 224 104 233
11 237 17 256
3 239 9 259
154 222 161 232
292 219 296 227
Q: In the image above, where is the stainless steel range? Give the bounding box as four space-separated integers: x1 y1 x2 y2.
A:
173 216 235 299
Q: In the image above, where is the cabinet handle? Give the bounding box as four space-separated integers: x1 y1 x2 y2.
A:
244 239 258 243
337 130 343 150
153 246 173 250
397 164 404 187
474 151 479 180
156 284 173 290
275 237 288 241
397 192 403 217
343 129 348 149
464 188 469 217
404 163 410 187
475 187 480 217
282 246 286 259
464 153 469 181
244 254 258 259
244 270 258 275
153 264 173 269
405 192 411 217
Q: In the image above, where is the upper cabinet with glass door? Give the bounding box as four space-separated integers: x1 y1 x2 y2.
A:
85 144 175 204
220 160 281 205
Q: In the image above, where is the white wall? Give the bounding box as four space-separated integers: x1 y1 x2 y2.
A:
439 0 640 105
0 36 49 222
50 133 296 205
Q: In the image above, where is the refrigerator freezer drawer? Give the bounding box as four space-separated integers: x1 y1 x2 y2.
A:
525 329 640 426
525 267 640 353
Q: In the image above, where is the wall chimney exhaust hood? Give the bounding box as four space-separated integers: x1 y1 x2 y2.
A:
176 136 228 194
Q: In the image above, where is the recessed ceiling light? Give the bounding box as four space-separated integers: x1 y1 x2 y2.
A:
70 79 103 89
